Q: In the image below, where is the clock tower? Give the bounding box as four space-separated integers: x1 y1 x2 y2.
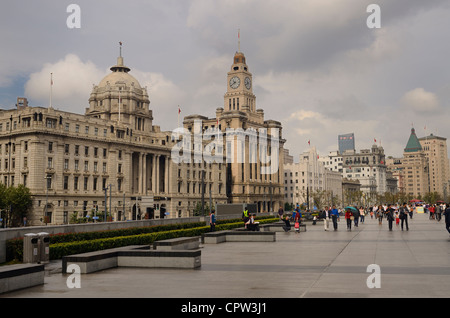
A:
224 51 256 113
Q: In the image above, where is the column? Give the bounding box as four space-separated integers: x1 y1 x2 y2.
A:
164 155 169 194
152 154 156 193
143 153 147 195
137 152 142 194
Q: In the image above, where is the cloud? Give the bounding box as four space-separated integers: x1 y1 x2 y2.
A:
23 54 185 130
400 88 441 113
24 54 106 112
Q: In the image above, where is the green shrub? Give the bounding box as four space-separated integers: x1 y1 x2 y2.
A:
7 217 280 262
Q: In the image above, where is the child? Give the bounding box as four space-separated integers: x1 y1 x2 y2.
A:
395 211 400 227
295 220 300 234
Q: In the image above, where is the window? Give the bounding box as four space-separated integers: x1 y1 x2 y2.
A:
47 157 53 169
84 177 89 190
74 177 79 190
48 142 53 152
84 146 89 156
75 145 79 156
64 144 70 154
64 176 69 190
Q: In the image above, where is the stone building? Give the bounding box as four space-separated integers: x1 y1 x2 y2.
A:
284 147 342 209
182 49 285 212
386 128 429 198
0 53 227 225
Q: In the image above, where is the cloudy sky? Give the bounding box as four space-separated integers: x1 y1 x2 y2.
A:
1 0 450 160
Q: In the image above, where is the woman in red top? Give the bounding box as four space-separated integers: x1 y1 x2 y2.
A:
345 209 353 231
429 205 436 220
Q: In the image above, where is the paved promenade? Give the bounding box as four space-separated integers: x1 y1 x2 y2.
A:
2 212 450 298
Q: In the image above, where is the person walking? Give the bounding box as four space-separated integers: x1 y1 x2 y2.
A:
377 205 384 225
436 204 442 222
323 206 329 231
353 207 360 227
443 204 450 235
359 206 365 224
399 202 409 231
345 209 353 231
209 210 216 232
386 204 395 231
330 205 339 231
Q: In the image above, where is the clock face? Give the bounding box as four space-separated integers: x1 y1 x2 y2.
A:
244 77 251 90
229 76 240 89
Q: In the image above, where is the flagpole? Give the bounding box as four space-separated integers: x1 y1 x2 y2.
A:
118 88 121 123
50 73 53 109
178 105 180 128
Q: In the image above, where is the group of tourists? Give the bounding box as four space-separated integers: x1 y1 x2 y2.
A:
209 203 450 236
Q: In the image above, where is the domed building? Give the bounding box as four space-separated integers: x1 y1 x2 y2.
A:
0 51 228 230
86 54 153 133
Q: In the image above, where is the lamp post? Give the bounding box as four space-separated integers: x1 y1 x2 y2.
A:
44 175 51 225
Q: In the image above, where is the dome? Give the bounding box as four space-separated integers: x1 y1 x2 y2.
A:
97 56 142 90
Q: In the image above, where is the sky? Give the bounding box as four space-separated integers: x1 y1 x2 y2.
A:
1 0 450 161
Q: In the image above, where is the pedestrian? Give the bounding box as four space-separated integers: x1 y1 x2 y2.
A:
330 205 339 231
377 205 384 225
278 206 284 220
353 207 360 227
429 204 435 220
292 209 297 222
443 204 450 235
294 219 300 234
400 202 409 231
395 211 400 227
345 208 353 231
359 206 365 224
209 210 216 232
323 207 329 231
386 204 395 231
436 204 442 222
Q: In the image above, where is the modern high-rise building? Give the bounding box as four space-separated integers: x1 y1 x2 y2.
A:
338 133 355 154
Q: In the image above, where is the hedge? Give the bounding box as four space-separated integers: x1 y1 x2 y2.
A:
6 217 279 262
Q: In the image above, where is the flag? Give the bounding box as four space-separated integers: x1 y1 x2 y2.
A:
308 140 310 146
178 106 181 114
50 73 53 85
374 138 376 143
119 41 122 46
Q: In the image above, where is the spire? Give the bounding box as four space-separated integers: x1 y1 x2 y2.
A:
110 42 131 73
404 128 422 153
238 29 241 53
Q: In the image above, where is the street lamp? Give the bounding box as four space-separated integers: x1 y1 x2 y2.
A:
44 175 51 225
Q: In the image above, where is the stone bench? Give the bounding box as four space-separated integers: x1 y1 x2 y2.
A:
153 236 200 251
0 263 45 294
62 244 201 274
261 223 306 232
203 230 276 244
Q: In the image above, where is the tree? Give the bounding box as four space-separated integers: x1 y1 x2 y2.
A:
4 184 32 227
